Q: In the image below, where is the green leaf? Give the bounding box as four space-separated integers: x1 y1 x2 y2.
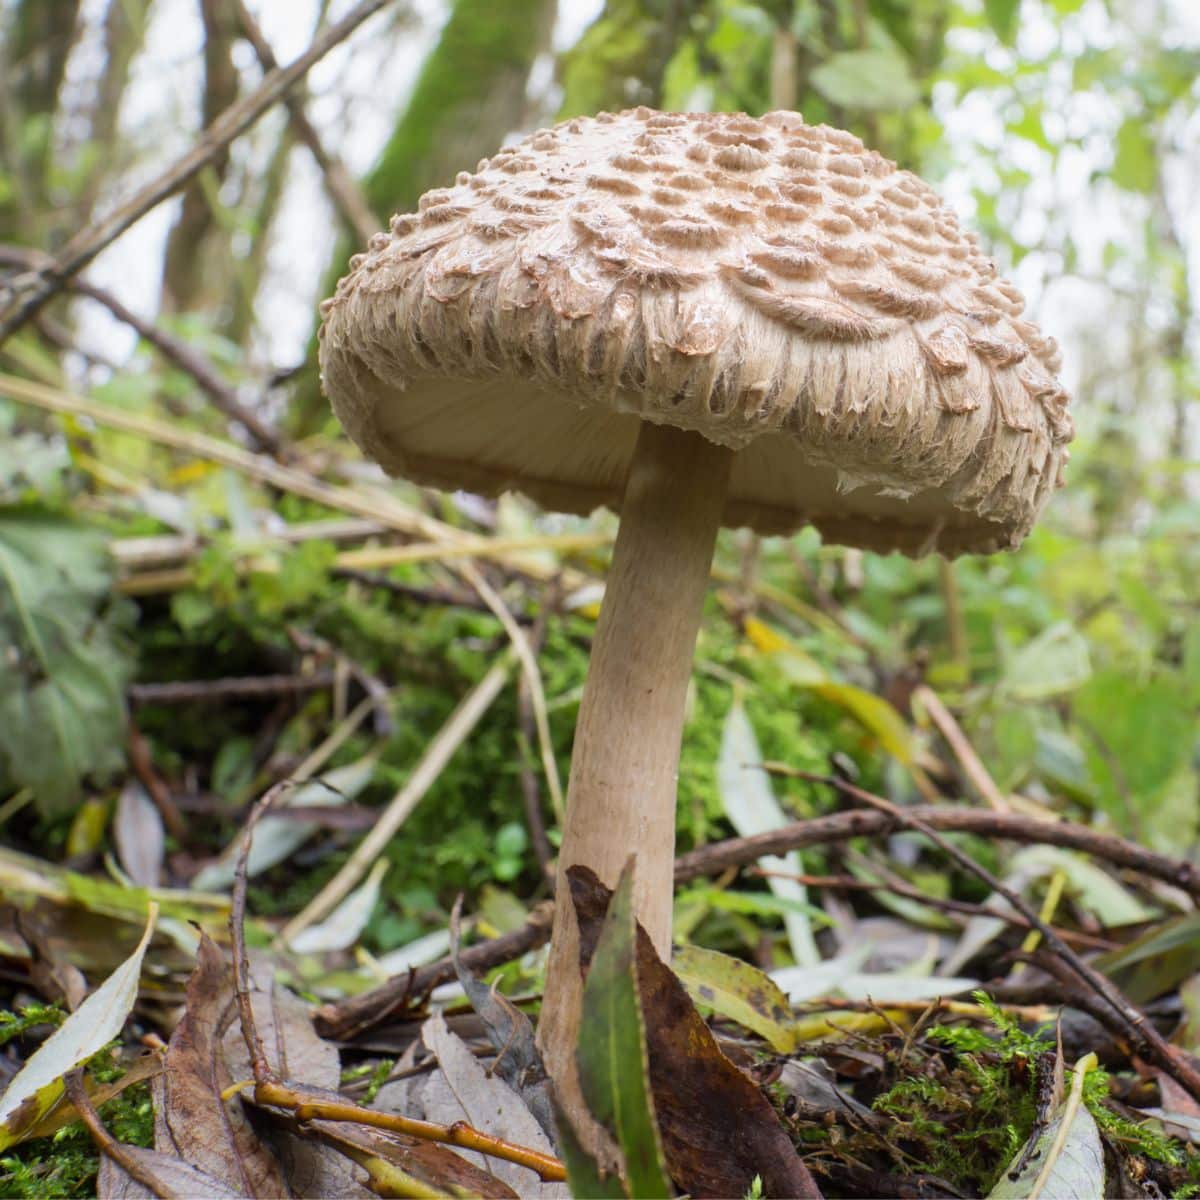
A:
1112 117 1156 192
1000 622 1092 700
810 49 920 111
0 509 135 814
555 1103 628 1199
577 860 672 1200
672 944 798 1053
983 0 1020 45
1074 670 1193 837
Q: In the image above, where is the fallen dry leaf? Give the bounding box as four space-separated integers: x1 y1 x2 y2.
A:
450 901 554 1138
569 866 823 1200
224 955 374 1200
114 782 164 888
156 933 289 1197
420 1009 568 1198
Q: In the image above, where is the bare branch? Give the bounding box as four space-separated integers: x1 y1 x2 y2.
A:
0 0 394 348
232 0 381 246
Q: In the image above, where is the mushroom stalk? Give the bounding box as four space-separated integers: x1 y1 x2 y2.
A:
537 420 733 1107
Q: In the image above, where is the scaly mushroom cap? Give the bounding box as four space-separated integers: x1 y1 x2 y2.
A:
319 108 1072 555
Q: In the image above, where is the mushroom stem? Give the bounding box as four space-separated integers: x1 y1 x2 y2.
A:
537 421 734 1116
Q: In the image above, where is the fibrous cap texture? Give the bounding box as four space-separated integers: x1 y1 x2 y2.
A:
319 108 1073 555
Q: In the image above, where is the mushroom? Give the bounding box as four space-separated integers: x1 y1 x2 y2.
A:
318 107 1072 1112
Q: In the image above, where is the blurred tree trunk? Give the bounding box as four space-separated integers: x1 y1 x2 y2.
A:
76 0 155 222
558 0 694 117
288 0 558 435
0 0 84 245
159 0 242 318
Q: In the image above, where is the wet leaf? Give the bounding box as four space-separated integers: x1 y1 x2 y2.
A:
575 860 671 1200
0 903 156 1148
569 866 821 1200
672 944 798 1053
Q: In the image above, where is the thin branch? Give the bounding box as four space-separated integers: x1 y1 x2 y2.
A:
0 0 394 347
316 798 1200 1040
232 0 380 246
914 684 1011 813
0 243 281 451
674 793 1200 900
129 671 337 705
313 900 554 1041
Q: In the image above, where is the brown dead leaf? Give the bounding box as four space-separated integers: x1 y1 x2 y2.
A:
569 866 823 1200
157 933 289 1197
306 1117 521 1198
223 955 373 1199
98 1140 245 1199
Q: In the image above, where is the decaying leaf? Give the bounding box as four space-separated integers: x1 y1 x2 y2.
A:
157 933 289 1197
449 900 554 1138
569 865 822 1200
113 781 164 888
420 1009 566 1198
989 1053 1104 1200
672 943 799 1053
0 903 157 1149
288 858 388 953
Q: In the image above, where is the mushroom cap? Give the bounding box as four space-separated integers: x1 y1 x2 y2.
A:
319 108 1072 556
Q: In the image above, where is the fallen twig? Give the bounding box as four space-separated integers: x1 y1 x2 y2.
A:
129 671 337 706
675 794 1200 900
313 901 554 1041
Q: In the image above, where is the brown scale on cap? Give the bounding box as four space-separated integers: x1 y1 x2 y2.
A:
320 107 1073 556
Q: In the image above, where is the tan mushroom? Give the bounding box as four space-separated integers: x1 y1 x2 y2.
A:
318 106 1072 1113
